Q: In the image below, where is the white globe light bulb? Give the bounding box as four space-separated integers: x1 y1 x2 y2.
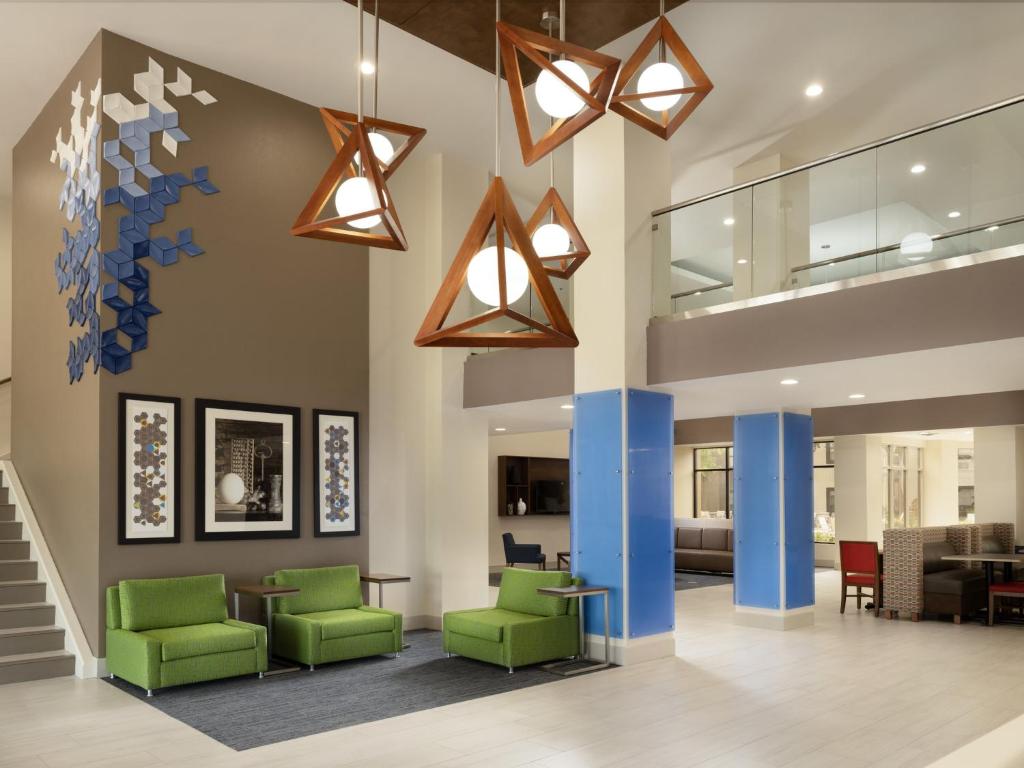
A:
535 60 590 119
638 62 685 111
354 132 395 168
532 223 572 257
334 176 382 229
899 232 933 258
466 246 530 307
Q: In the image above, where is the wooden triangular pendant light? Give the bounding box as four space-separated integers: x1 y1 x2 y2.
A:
498 18 620 166
525 187 590 279
291 121 407 249
292 0 422 250
609 9 713 141
414 177 577 348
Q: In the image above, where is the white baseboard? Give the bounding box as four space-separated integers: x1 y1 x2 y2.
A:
405 614 441 631
734 604 814 630
582 631 675 666
1 460 98 677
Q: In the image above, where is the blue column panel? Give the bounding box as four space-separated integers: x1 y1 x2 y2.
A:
783 412 815 609
626 389 675 638
570 389 624 638
733 413 781 609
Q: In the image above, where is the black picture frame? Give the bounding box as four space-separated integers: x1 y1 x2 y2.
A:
118 393 182 545
312 409 360 537
195 398 301 541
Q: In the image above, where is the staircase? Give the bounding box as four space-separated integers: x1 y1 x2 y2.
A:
0 473 75 684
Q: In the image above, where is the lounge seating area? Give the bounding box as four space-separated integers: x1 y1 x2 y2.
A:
674 525 734 575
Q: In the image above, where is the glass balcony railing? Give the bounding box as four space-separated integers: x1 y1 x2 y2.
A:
652 94 1024 317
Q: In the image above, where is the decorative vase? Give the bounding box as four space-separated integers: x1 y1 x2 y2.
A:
269 475 283 514
517 498 527 515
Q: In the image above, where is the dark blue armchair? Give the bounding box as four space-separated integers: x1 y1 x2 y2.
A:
502 533 546 570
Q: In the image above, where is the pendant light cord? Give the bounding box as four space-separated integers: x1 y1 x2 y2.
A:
356 0 364 124
495 0 501 178
373 0 380 121
659 0 666 62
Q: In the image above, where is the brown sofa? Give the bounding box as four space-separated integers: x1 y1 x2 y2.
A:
922 541 986 624
675 526 733 574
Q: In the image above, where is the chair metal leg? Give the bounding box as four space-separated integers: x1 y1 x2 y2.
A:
146 689 154 698
857 587 862 610
508 665 514 674
989 593 996 626
258 671 264 679
309 664 316 671
109 673 115 680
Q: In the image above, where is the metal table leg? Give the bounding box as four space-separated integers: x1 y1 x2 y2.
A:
261 594 299 676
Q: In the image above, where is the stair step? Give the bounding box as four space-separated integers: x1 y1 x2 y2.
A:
0 581 46 605
0 626 64 656
0 505 14 522
0 603 55 630
0 521 22 540
0 650 75 684
0 541 29 561
0 561 37 581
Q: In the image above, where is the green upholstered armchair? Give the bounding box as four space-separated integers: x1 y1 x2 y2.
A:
106 574 267 696
263 565 402 669
443 568 579 673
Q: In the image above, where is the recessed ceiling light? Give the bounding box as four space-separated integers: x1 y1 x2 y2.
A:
694 290 703 296
947 210 961 219
560 404 574 410
821 244 831 250
805 83 824 98
736 258 749 265
849 393 866 400
910 163 926 174
494 427 507 432
920 432 936 437
360 60 376 75
780 378 799 386
987 225 1000 232
723 217 735 227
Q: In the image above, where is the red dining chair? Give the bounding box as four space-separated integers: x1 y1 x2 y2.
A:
840 540 883 617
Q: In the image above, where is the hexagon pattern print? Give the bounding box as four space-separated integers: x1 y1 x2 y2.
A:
314 410 360 537
119 394 180 544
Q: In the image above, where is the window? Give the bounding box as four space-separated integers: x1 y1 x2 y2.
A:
813 441 836 543
958 447 975 523
882 444 922 530
693 446 732 519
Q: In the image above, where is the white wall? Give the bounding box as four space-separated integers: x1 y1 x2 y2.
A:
369 151 490 627
922 440 970 527
0 197 9 457
488 430 570 570
975 426 1024 541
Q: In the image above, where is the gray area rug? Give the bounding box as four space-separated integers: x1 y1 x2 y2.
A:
675 571 733 590
105 629 573 750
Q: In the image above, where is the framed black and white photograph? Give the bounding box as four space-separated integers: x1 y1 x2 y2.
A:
195 399 300 540
118 393 181 545
313 409 360 537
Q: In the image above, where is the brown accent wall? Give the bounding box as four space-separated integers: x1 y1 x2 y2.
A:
463 348 573 408
673 390 1024 445
15 31 371 656
649 256 1024 384
12 35 103 651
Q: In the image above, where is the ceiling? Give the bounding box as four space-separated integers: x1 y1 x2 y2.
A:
343 0 687 77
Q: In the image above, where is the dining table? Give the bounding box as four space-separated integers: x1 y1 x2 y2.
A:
941 552 1024 588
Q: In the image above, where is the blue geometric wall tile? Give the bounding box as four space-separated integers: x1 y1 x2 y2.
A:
180 242 204 257
103 187 119 206
195 180 219 195
148 237 178 266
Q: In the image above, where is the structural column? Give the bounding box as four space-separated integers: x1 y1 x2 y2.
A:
733 411 815 629
570 113 675 664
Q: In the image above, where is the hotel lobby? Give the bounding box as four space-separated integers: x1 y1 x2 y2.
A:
1 1 1024 766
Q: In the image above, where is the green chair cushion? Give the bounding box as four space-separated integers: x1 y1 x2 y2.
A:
495 568 572 617
274 565 362 615
142 622 256 662
119 574 228 632
445 608 545 643
299 608 396 641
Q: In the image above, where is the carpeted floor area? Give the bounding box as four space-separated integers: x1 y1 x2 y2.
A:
675 571 733 590
105 630 576 751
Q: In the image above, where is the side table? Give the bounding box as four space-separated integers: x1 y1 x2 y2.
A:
361 573 412 648
234 584 301 675
536 584 611 676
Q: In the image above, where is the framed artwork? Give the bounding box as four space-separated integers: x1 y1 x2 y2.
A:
313 409 360 537
118 393 181 545
195 399 300 540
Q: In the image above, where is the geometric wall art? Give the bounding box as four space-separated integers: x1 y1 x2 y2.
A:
313 409 359 537
97 57 219 376
50 79 103 383
118 393 181 544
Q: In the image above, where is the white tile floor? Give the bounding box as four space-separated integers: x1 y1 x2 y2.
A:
2 570 1023 768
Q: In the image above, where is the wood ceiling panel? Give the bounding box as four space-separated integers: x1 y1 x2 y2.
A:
348 0 688 78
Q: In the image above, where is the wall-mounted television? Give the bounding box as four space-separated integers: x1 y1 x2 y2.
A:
532 479 570 514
